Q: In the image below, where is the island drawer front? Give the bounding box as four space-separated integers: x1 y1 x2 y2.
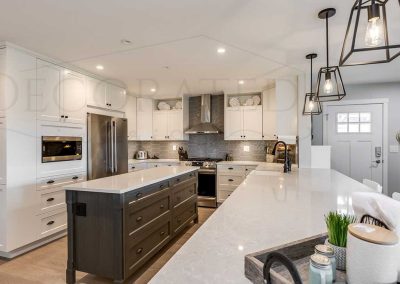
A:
169 171 197 187
125 180 169 205
37 173 86 191
171 178 197 207
126 190 171 234
218 175 244 186
217 165 246 176
172 197 197 235
125 215 171 276
40 209 67 237
39 188 66 214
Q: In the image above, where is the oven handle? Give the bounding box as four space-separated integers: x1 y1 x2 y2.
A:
198 169 216 175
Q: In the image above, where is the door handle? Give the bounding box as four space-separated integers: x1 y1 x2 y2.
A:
113 121 118 173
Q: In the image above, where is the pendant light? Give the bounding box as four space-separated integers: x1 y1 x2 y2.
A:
315 8 346 102
340 0 400 66
303 53 322 115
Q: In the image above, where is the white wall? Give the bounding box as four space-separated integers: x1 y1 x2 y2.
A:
297 73 312 168
313 82 400 196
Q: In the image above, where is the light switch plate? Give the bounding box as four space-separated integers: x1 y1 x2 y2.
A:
243 145 250 152
390 145 399 153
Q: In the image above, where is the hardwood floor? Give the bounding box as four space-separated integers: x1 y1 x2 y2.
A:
0 208 215 284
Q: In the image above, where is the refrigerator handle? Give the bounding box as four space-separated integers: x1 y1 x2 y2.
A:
113 120 118 173
110 121 114 173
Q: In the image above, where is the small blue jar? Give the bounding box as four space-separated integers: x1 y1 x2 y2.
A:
309 254 333 284
315 244 336 281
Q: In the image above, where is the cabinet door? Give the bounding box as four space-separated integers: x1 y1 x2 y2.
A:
136 98 153 140
86 77 107 108
275 78 298 138
125 95 137 141
0 118 5 185
152 111 168 140
243 106 263 140
168 110 183 140
262 87 278 140
36 59 61 122
224 107 243 140
61 70 86 124
106 84 126 111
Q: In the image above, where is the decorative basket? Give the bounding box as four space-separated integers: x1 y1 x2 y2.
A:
325 238 347 271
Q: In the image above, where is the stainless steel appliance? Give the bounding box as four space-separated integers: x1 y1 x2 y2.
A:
183 157 222 207
136 151 148 160
87 113 128 180
42 136 82 163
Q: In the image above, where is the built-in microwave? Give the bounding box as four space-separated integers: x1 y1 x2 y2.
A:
42 136 82 163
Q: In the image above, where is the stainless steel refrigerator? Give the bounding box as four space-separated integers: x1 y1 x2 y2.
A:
87 113 128 180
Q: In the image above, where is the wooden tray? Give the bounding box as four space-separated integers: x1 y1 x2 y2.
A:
245 234 346 284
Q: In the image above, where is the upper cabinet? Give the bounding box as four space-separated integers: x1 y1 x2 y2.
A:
224 93 263 140
136 98 153 141
125 95 137 141
36 59 85 124
86 77 126 112
262 77 298 143
153 110 185 140
106 84 126 111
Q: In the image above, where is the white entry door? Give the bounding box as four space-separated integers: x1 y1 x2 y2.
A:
324 103 384 187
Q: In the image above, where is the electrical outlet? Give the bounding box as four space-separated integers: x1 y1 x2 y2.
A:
243 145 250 152
172 145 177 151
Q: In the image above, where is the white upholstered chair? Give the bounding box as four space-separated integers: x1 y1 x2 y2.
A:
392 192 400 201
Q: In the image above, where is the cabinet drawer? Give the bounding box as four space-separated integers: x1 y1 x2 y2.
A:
172 198 197 234
40 189 65 214
218 175 244 186
245 166 257 175
126 216 171 275
125 180 169 205
37 173 85 191
40 210 67 237
171 178 197 207
217 165 245 175
126 189 170 234
218 189 234 202
169 171 197 187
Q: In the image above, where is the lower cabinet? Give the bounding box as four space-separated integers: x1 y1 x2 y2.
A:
66 171 198 283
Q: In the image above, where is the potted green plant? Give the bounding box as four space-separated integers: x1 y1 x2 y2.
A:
324 211 356 270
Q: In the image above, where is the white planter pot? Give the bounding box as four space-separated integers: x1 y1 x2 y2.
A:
325 239 346 271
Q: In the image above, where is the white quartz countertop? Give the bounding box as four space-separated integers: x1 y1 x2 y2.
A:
128 159 181 164
150 169 372 284
64 166 198 194
217 160 262 166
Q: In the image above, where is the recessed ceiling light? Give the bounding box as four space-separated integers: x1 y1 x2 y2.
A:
121 39 132 45
238 80 244 85
150 88 156 93
96 65 104 70
217 47 226 54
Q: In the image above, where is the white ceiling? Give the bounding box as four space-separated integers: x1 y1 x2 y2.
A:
1 0 399 97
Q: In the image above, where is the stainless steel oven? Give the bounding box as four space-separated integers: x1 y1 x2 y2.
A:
42 136 82 163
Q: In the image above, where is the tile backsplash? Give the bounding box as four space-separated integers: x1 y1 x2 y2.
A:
128 95 296 163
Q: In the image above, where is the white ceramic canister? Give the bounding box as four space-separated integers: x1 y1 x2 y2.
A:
347 223 399 284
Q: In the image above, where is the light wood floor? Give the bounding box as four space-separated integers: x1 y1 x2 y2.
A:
0 207 215 284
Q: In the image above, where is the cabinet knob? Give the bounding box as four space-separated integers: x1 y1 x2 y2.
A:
65 115 69 119
159 184 164 189
72 176 79 180
47 180 55 184
160 231 165 236
228 167 233 170
160 204 165 209
61 115 65 118
228 179 234 182
136 216 142 222
136 192 143 199
136 248 143 254
47 221 55 226
131 166 135 169
46 197 55 202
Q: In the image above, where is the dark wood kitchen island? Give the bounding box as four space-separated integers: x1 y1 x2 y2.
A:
64 166 199 283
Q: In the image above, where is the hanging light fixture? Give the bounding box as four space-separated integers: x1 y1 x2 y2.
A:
315 8 346 102
303 53 322 115
340 0 400 66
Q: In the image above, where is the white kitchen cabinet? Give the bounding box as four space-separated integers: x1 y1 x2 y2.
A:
152 111 169 140
125 95 137 140
62 71 86 124
0 118 5 185
168 110 184 140
136 98 153 140
106 83 126 111
263 77 298 143
225 106 263 140
153 110 184 140
86 77 107 108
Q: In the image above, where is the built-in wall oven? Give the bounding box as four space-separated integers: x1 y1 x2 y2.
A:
42 136 82 163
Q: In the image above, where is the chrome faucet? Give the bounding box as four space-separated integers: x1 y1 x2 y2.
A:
272 141 292 173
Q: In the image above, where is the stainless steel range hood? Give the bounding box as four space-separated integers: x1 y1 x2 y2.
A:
185 94 223 134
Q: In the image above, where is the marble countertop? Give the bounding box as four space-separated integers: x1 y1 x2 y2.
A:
128 159 181 164
150 169 372 284
217 161 262 166
64 166 198 194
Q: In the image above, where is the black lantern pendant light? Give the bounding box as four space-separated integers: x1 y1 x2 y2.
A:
340 0 400 66
315 8 346 102
303 53 322 115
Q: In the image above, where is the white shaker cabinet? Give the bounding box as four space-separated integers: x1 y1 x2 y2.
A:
263 77 298 143
106 84 126 111
125 95 137 141
152 111 169 140
86 77 107 109
136 98 153 140
168 110 184 140
225 106 263 140
62 71 86 124
152 110 185 140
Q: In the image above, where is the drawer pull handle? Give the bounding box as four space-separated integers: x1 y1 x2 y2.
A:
228 179 234 182
160 204 165 209
176 178 180 182
46 198 55 202
131 166 135 169
47 221 55 226
159 184 164 189
136 192 143 199
136 216 142 222
72 176 79 180
160 231 165 236
47 180 55 184
228 167 233 170
136 248 143 254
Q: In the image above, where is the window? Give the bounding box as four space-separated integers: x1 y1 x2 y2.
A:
336 112 371 133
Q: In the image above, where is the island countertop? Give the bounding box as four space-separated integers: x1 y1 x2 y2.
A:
64 166 199 194
150 168 372 284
